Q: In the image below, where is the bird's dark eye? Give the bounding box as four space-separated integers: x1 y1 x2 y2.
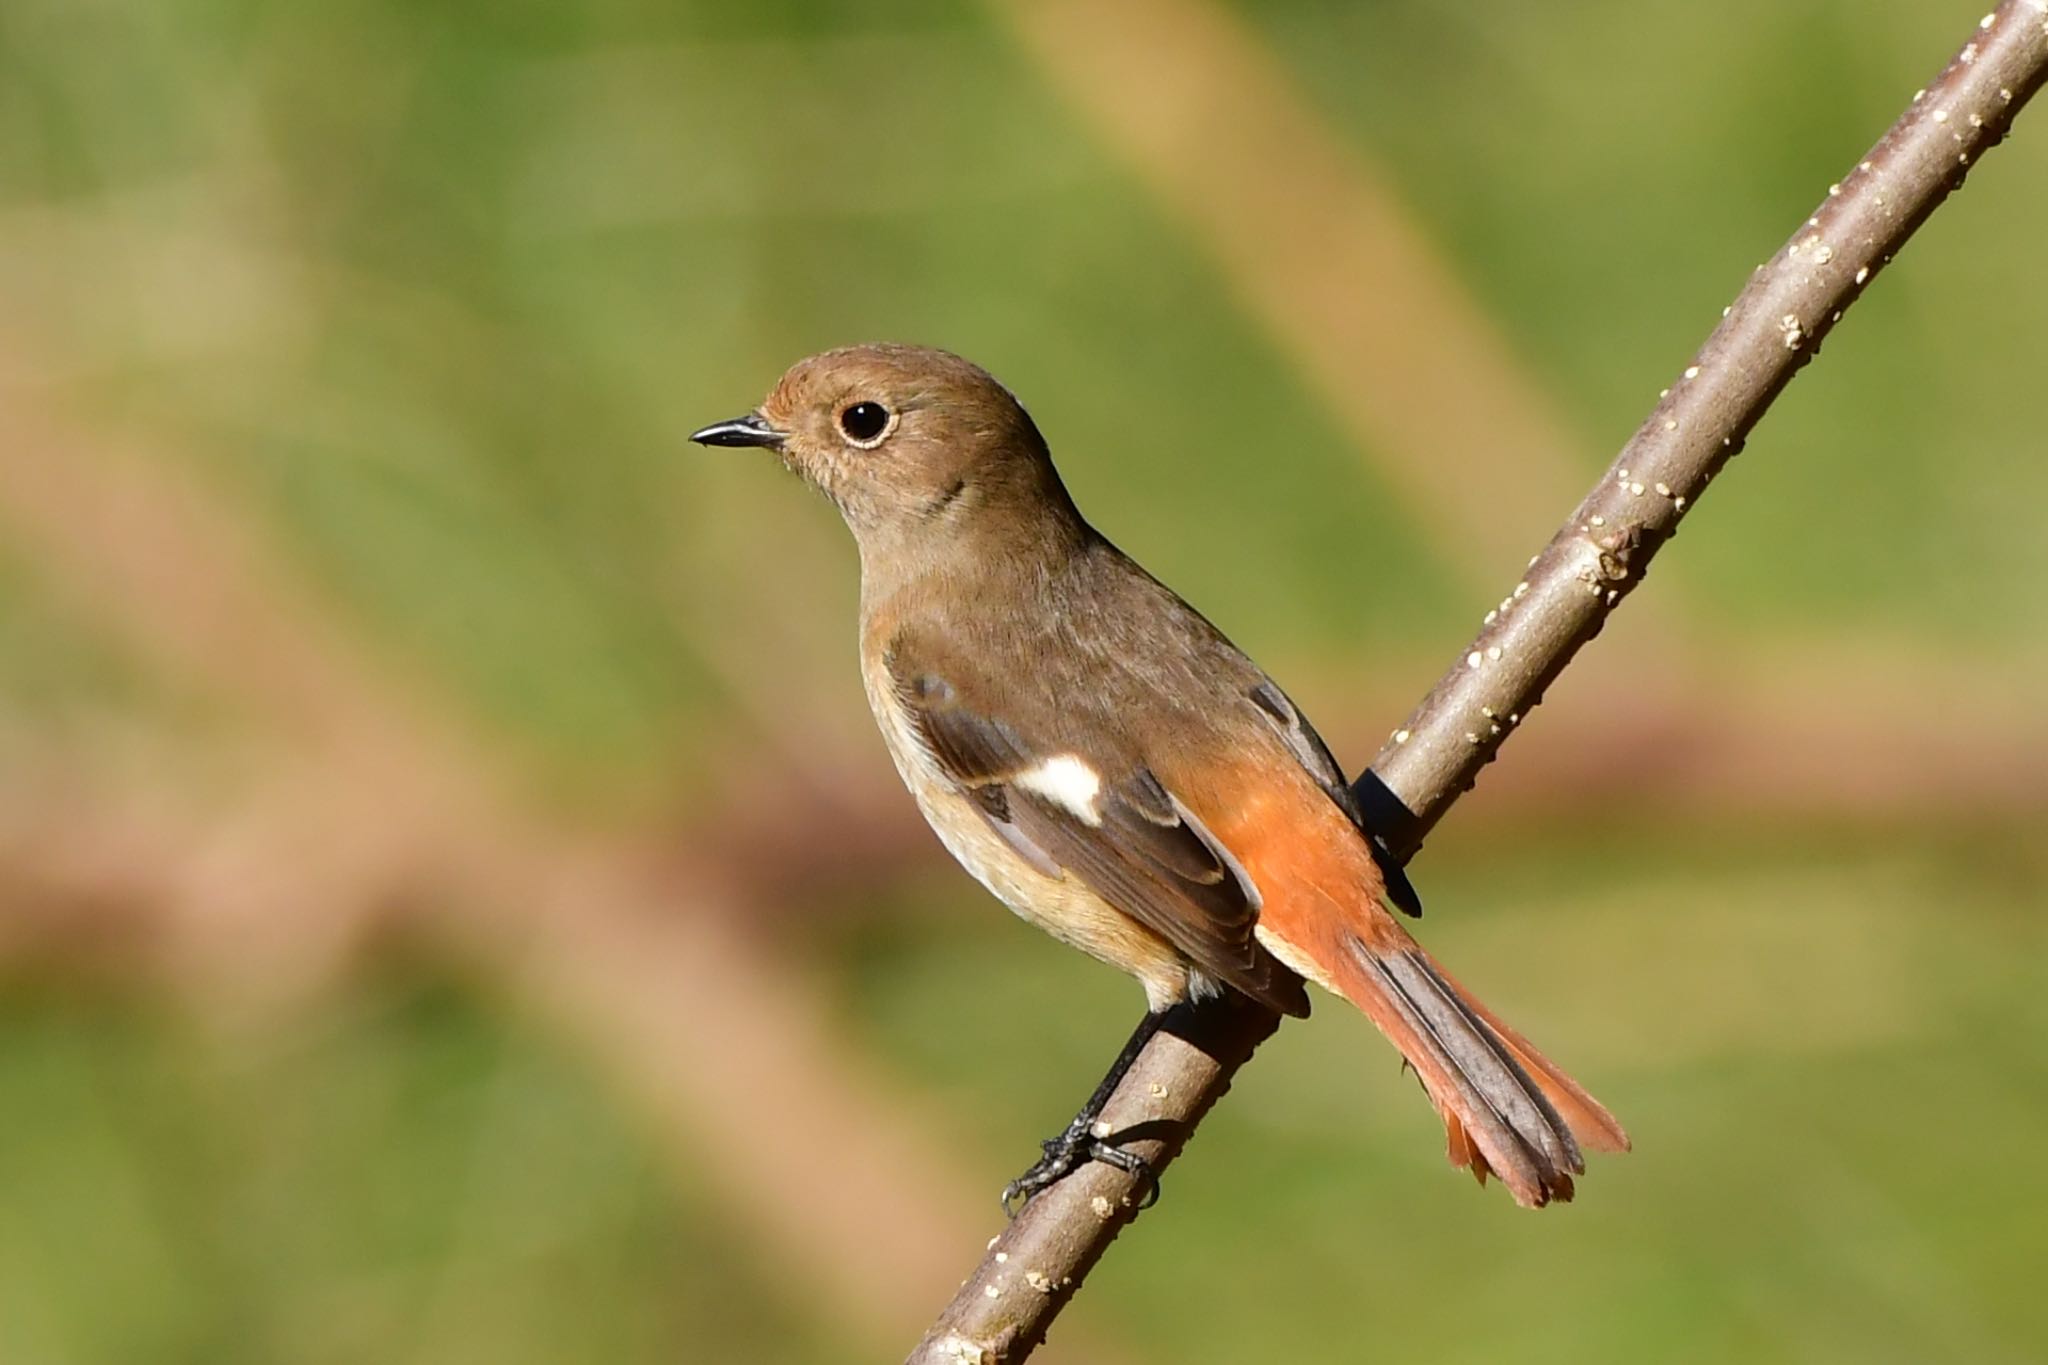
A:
837 401 892 445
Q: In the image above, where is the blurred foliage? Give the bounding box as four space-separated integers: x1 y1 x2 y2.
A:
0 976 835 1365
0 0 2043 1362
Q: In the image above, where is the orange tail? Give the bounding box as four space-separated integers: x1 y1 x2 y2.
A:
1323 931 1628 1207
1226 785 1628 1207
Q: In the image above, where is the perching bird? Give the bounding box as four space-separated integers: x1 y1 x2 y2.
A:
693 344 1627 1209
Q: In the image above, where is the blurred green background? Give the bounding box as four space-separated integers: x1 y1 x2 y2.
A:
1 1 2044 1361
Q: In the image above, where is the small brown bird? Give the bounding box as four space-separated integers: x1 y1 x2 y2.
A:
694 344 1627 1209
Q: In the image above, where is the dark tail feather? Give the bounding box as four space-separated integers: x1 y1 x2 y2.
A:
1338 936 1628 1208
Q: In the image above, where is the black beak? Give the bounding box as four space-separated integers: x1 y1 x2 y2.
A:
689 413 786 450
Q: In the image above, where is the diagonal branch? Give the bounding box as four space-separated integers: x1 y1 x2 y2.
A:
908 4 2048 1361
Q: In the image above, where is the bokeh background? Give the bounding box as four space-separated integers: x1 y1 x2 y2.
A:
2 0 2044 1361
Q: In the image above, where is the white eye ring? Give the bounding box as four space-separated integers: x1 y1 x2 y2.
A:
836 400 897 449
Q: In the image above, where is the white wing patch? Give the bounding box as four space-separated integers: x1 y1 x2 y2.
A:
1013 754 1105 826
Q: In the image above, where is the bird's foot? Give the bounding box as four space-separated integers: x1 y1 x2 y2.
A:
1000 1118 1159 1217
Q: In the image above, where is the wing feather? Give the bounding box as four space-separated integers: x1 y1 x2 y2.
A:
890 655 1308 1017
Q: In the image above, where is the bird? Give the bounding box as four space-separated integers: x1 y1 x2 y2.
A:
692 343 1628 1210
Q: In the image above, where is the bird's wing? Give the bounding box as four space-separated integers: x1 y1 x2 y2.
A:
886 651 1309 1017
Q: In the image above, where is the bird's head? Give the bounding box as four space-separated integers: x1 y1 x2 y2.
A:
692 344 1078 556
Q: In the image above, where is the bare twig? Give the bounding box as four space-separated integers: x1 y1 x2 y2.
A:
1365 3 2048 855
908 5 2048 1360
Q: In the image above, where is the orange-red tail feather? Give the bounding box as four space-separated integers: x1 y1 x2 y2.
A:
1217 780 1628 1208
1319 930 1628 1206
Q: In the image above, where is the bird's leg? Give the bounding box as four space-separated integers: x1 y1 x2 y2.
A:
1002 1009 1166 1216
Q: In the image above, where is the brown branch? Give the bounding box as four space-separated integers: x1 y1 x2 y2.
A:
907 5 2048 1361
1366 4 2048 855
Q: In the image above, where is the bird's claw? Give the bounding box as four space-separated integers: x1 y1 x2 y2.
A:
1000 1127 1160 1217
